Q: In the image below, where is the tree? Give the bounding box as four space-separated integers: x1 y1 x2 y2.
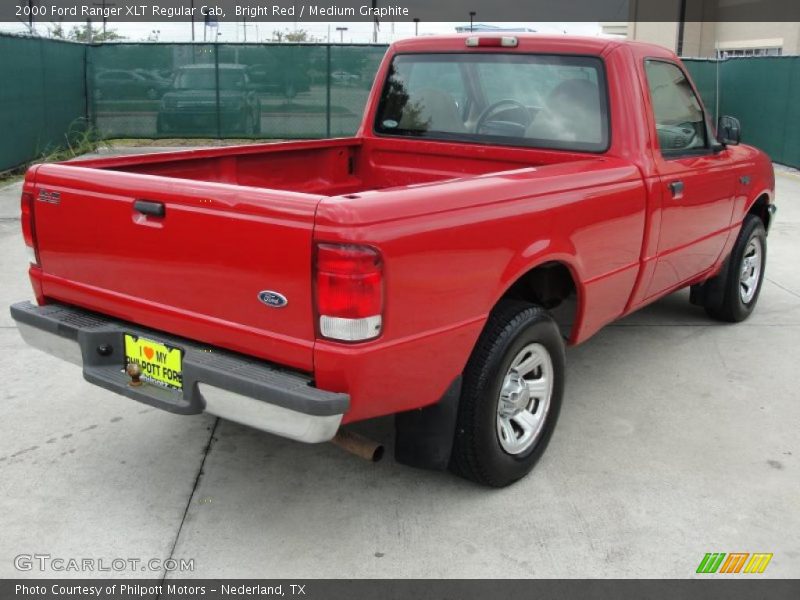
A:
285 29 317 43
48 22 66 39
271 28 317 43
67 23 125 42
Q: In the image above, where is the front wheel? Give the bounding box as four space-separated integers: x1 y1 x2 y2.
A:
450 300 565 487
704 214 767 322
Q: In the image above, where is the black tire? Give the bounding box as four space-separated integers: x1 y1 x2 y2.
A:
450 300 565 487
705 215 767 322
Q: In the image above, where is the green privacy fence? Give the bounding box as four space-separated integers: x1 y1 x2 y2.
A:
684 56 800 169
86 43 388 141
0 34 87 172
2 36 800 172
0 38 387 171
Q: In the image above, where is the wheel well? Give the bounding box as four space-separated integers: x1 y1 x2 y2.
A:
748 194 771 231
501 262 578 340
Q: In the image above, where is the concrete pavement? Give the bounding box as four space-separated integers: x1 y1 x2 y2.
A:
0 167 798 579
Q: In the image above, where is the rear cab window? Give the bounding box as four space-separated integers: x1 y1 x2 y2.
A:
375 53 610 152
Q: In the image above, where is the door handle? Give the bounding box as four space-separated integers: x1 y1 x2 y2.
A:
133 200 165 218
669 180 684 197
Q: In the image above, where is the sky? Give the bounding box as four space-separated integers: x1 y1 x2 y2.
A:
0 20 602 43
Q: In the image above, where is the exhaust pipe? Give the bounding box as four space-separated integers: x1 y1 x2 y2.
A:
331 429 384 462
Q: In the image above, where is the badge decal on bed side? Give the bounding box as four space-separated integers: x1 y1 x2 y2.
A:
258 290 288 308
38 190 61 204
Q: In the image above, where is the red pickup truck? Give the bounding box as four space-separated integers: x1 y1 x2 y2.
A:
12 35 775 487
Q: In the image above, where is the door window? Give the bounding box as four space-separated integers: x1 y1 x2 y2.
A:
644 60 708 155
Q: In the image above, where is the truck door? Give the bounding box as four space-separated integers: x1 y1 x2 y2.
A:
642 59 736 298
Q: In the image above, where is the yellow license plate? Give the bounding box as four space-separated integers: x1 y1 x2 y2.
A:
124 334 183 390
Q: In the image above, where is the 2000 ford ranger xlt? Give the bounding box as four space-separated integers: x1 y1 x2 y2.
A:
11 35 776 486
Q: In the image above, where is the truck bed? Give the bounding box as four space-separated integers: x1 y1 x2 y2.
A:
27 137 606 374
69 137 596 196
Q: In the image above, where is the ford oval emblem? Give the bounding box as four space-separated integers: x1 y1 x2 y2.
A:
258 290 288 308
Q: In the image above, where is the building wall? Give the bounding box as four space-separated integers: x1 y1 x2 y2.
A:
714 22 800 55
627 22 678 52
628 20 800 57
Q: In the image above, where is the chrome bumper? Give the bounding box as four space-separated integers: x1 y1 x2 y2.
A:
11 301 347 443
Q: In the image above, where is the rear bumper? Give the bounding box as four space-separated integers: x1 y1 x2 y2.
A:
10 301 348 443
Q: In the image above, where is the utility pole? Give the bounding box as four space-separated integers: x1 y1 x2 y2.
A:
714 41 720 123
190 0 195 42
413 18 419 36
336 26 347 44
676 0 687 56
469 11 476 33
372 0 378 43
91 0 116 37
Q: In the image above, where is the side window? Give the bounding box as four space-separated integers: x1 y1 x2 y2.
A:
644 60 707 155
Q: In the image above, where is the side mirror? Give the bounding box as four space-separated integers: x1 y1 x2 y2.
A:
717 115 741 146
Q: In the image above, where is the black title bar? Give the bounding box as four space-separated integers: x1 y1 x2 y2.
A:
4 0 800 23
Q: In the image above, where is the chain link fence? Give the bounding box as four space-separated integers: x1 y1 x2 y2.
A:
87 43 387 140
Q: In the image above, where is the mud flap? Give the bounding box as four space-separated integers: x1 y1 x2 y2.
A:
394 377 462 471
690 255 731 311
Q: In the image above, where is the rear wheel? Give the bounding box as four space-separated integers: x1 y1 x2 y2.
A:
450 300 565 487
705 215 767 322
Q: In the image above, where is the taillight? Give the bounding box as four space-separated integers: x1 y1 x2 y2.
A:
20 191 39 265
315 243 383 342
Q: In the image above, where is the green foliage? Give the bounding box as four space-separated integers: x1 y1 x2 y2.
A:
67 23 125 42
36 118 102 164
271 29 318 43
48 22 66 39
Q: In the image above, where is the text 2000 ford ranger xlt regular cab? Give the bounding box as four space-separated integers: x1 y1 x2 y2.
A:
11 35 776 486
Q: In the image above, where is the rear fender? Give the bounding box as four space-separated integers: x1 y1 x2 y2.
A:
496 242 586 345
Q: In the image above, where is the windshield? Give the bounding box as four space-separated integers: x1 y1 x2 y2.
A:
175 69 246 91
375 53 609 152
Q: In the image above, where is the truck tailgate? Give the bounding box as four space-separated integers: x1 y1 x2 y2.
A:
30 163 321 372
